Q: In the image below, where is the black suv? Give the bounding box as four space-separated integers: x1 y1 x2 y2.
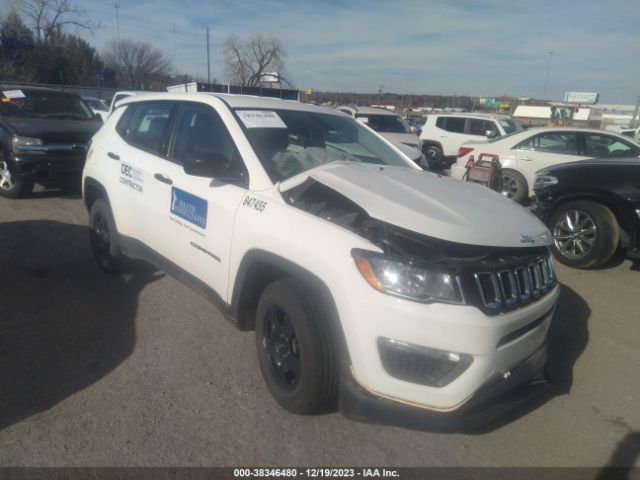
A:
0 86 102 198
533 158 640 268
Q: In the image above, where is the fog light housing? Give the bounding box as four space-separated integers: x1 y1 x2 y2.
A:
378 338 473 387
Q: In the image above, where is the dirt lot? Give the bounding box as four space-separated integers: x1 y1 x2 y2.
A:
0 190 639 467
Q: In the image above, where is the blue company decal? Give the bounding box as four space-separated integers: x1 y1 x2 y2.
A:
171 187 208 229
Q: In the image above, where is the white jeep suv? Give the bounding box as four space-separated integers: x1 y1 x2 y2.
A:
83 93 559 430
419 113 523 168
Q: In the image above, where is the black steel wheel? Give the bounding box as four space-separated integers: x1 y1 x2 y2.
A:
89 199 121 273
255 278 338 414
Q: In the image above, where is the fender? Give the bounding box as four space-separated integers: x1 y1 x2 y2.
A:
231 249 350 363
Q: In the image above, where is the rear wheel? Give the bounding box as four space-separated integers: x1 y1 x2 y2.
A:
501 169 527 203
0 160 33 198
423 145 442 169
89 199 122 273
255 279 337 414
549 201 619 269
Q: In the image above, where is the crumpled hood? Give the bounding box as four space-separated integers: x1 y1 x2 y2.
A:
279 161 551 248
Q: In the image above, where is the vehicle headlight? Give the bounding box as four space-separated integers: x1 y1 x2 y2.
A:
11 136 43 151
352 250 464 304
533 175 558 190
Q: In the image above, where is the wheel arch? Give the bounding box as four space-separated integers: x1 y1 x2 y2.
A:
546 193 629 245
230 249 349 361
83 177 110 213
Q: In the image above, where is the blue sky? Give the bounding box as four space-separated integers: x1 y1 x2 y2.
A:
21 0 640 102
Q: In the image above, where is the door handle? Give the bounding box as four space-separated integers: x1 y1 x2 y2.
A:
154 173 173 185
107 152 120 160
520 156 534 161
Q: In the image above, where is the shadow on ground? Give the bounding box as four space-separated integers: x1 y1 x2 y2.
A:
0 220 160 431
597 432 640 478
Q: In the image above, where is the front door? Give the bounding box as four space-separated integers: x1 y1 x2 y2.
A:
148 101 248 302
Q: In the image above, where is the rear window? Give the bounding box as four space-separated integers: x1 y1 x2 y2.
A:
499 118 523 134
125 102 174 155
355 114 411 133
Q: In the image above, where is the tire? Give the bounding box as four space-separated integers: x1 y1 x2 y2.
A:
255 278 338 414
0 160 33 198
89 198 122 273
423 145 442 169
501 169 527 203
549 201 619 269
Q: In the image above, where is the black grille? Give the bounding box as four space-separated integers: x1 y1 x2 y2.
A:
466 253 556 315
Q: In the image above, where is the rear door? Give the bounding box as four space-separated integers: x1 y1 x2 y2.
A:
113 101 178 248
435 116 467 156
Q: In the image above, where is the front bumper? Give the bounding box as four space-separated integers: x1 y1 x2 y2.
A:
11 153 86 182
340 343 549 432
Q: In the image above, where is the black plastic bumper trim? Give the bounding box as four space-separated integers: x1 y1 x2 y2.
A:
339 344 549 433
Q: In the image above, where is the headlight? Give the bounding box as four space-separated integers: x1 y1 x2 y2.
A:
11 136 43 151
352 250 464 304
533 175 558 190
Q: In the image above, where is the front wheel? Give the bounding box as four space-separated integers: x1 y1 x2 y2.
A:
549 201 619 269
89 199 122 273
0 160 33 198
255 279 338 414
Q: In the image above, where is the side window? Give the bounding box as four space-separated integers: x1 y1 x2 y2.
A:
170 103 244 174
467 119 493 136
516 132 578 155
115 105 136 139
444 117 465 133
436 117 446 129
127 102 174 155
584 134 640 158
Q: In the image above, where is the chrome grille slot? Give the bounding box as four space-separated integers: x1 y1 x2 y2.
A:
497 270 518 305
529 263 541 294
515 266 531 300
472 253 556 312
475 273 501 308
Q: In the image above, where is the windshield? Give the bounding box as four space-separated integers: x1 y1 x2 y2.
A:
0 89 94 120
499 118 523 134
84 99 108 111
355 113 411 133
237 109 413 182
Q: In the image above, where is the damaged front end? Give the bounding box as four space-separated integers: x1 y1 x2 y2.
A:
282 178 557 315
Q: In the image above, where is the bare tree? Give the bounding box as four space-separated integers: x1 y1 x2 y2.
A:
223 34 293 87
19 0 95 43
103 39 173 90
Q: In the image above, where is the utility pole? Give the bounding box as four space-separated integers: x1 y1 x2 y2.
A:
542 51 554 101
629 95 640 128
206 27 211 85
114 2 120 41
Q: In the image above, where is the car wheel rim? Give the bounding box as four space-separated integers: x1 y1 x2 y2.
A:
0 161 15 191
553 209 597 260
262 306 300 391
501 174 518 198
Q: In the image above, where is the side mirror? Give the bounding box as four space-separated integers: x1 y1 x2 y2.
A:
416 128 422 136
485 130 497 139
183 154 237 180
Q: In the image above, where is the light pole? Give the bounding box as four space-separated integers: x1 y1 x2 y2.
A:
542 51 554 101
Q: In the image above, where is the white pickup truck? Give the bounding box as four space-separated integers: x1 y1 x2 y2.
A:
83 92 559 430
